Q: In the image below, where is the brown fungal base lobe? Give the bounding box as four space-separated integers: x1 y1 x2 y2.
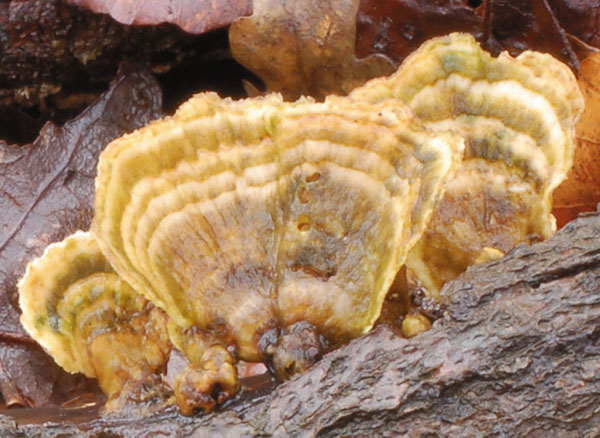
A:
258 321 328 380
174 345 237 416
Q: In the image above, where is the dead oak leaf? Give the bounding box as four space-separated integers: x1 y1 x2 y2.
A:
0 64 163 407
229 0 395 100
67 0 252 34
553 51 600 227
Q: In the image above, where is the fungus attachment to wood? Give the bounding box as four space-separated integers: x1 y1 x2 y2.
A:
17 33 583 416
91 92 462 413
351 32 584 299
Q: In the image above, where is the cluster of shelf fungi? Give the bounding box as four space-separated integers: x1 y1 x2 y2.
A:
0 3 598 433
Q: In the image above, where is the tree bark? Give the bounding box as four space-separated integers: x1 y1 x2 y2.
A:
1 208 599 436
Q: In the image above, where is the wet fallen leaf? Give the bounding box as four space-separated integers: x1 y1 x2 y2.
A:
67 0 252 34
356 0 582 71
552 0 600 49
553 52 600 227
0 64 163 407
229 0 395 100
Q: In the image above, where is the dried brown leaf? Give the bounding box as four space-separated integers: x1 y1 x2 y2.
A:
553 52 600 227
356 0 483 64
551 0 600 49
0 64 163 407
67 0 252 34
229 0 395 100
356 0 582 71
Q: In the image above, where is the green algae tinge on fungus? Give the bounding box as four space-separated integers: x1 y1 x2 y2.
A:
18 231 171 408
17 33 583 416
91 93 463 413
351 32 584 300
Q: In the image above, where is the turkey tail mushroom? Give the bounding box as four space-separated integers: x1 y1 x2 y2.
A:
351 33 585 300
91 93 464 346
18 231 171 410
90 92 464 412
16 34 584 416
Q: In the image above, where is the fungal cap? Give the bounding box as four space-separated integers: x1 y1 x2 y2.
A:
91 92 464 356
18 231 164 380
351 33 584 300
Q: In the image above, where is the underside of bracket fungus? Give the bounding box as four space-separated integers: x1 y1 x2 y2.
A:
351 33 584 300
18 231 171 409
91 92 462 413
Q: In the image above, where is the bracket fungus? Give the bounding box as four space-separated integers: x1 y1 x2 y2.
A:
18 231 171 409
17 33 584 416
91 93 462 413
351 33 584 299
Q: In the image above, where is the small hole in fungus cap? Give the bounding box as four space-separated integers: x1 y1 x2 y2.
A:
466 0 482 7
306 172 321 183
298 221 311 231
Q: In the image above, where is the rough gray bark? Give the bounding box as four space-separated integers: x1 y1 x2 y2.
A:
2 208 600 437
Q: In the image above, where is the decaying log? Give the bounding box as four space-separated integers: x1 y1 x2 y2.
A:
1 209 600 437
0 0 248 144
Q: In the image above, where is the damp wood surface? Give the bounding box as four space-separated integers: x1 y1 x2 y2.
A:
2 208 599 437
